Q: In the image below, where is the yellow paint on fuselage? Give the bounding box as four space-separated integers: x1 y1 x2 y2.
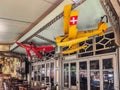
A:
55 4 108 54
63 4 72 35
56 22 108 46
77 22 108 37
68 24 78 39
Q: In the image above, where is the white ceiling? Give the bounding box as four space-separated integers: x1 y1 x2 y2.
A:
0 0 59 22
0 0 62 44
0 0 112 56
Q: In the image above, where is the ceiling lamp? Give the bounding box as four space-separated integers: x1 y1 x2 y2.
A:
72 0 81 3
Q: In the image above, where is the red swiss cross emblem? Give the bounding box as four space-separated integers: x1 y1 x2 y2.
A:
69 16 78 25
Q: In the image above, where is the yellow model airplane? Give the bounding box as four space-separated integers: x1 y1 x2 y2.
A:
55 4 108 54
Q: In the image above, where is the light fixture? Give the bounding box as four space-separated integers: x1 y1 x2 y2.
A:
72 0 81 3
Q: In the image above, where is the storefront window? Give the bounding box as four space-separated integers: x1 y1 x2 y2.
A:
70 63 76 86
79 62 87 90
90 60 99 69
50 63 54 86
90 60 100 90
103 58 113 69
64 64 69 87
90 71 100 90
103 58 114 90
38 65 41 81
46 63 50 82
41 64 45 81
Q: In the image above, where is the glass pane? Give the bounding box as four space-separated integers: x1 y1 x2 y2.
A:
38 75 40 81
38 65 41 81
32 66 33 70
41 64 45 81
103 71 114 90
79 62 87 90
90 71 100 90
80 62 87 70
70 63 76 86
64 64 69 87
80 71 87 90
34 71 37 81
90 60 99 69
46 63 50 82
103 58 113 69
50 63 54 86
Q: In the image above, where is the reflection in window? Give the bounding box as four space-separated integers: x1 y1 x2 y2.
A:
38 75 40 81
41 64 45 81
32 66 33 70
38 65 41 81
103 58 113 69
34 71 37 81
90 71 100 90
103 58 114 90
64 64 69 87
70 63 76 86
103 71 114 90
80 62 87 70
50 63 54 86
46 63 50 82
90 60 99 69
79 61 87 90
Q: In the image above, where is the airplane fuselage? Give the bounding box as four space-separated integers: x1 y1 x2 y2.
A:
55 22 107 47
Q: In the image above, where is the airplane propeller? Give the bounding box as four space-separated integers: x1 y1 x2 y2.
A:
100 15 108 23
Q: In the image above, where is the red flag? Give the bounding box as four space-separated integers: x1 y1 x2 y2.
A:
69 16 78 25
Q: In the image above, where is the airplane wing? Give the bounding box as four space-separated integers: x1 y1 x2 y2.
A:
31 48 42 58
62 45 87 54
36 46 54 52
63 4 72 35
25 49 32 59
16 42 33 59
16 42 30 49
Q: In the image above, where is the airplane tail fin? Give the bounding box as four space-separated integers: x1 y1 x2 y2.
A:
16 42 21 45
63 4 72 35
98 22 108 32
68 25 78 39
16 42 25 48
68 10 79 39
97 15 108 36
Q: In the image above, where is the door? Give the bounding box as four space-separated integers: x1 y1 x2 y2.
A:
63 62 77 90
79 61 88 90
70 63 77 89
45 62 55 87
62 54 118 90
101 55 118 90
78 54 118 90
90 60 100 90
